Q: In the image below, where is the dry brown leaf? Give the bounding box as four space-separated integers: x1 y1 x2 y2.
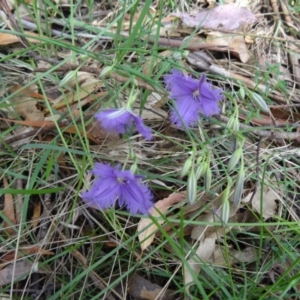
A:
0 32 40 45
0 260 33 286
211 245 257 266
184 237 216 288
127 273 177 300
85 120 120 143
0 259 52 287
138 192 186 251
206 32 249 63
8 85 44 121
2 177 16 235
31 201 41 229
243 183 277 219
171 4 257 31
190 213 217 241
49 77 104 112
0 246 53 268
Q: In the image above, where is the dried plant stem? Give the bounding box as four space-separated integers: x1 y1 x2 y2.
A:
217 115 300 140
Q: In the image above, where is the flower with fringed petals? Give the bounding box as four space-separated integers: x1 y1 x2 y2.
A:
81 163 153 215
95 108 153 140
164 69 223 128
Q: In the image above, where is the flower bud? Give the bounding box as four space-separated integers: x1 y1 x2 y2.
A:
228 148 243 172
233 169 245 207
187 170 197 204
249 91 269 113
130 161 138 174
221 178 232 224
100 65 114 77
173 51 183 61
221 197 230 225
238 87 245 100
226 115 235 130
59 69 78 88
232 117 239 132
126 91 139 109
204 167 212 191
180 156 193 178
195 161 208 180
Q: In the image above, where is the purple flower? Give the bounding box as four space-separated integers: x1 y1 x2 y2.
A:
81 163 153 215
164 70 223 128
95 108 152 140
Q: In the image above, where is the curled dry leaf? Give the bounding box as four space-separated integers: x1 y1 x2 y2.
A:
243 183 277 219
0 32 40 46
50 74 104 112
0 246 53 268
128 273 177 300
0 260 52 287
184 237 216 289
211 245 257 267
8 85 44 121
138 192 186 251
171 4 257 31
206 32 250 63
2 177 16 235
0 260 34 286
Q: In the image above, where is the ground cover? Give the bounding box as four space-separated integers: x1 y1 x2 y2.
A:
1 0 300 299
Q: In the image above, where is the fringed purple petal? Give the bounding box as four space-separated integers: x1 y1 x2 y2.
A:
133 115 153 140
81 177 120 209
82 163 153 215
95 108 132 134
165 70 223 127
170 97 201 128
198 74 223 116
120 180 153 215
95 108 152 140
90 163 117 178
164 70 198 100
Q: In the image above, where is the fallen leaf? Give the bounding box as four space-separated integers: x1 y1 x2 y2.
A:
206 32 249 63
8 85 44 121
243 183 278 219
85 120 120 143
211 245 257 266
0 260 33 287
2 177 16 235
0 259 52 287
48 76 104 113
0 246 53 268
184 237 216 289
138 192 186 251
127 273 177 300
0 32 40 45
31 201 41 229
171 4 257 31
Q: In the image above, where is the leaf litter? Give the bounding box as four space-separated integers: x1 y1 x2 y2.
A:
1 0 300 298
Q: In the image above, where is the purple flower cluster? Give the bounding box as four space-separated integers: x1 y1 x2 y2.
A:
82 69 223 215
81 163 153 215
164 70 223 128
